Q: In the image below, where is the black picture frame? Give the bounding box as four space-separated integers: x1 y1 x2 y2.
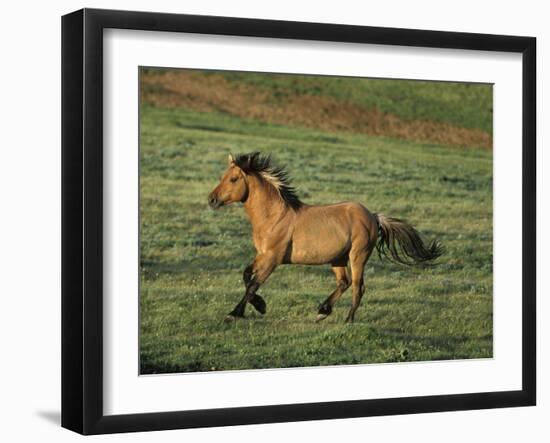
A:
61 8 536 435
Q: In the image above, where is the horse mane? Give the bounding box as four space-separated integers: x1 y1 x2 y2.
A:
233 152 303 210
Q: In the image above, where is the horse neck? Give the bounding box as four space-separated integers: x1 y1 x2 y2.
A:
243 175 289 230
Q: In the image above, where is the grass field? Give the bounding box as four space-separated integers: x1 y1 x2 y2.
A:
139 71 493 374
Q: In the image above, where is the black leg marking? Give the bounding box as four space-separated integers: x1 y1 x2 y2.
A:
227 276 260 320
250 294 266 314
243 264 267 314
228 256 277 321
243 264 254 284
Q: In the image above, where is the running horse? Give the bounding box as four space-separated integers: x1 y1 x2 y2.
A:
208 152 443 323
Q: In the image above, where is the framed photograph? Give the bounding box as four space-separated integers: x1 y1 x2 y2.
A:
61 8 536 435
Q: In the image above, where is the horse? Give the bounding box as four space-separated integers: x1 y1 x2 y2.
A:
208 152 443 323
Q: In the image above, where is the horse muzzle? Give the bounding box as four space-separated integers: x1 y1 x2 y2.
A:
208 194 224 209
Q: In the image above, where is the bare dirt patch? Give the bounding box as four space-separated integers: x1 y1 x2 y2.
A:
141 70 491 149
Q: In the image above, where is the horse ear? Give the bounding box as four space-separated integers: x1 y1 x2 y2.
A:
227 154 235 165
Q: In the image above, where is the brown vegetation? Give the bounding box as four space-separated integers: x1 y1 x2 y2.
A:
141 70 491 149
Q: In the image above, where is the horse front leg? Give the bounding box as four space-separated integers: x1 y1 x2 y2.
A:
243 264 267 315
226 254 277 321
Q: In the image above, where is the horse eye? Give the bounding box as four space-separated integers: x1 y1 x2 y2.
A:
230 176 238 183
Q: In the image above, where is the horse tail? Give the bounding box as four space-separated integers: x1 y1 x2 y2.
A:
374 213 443 266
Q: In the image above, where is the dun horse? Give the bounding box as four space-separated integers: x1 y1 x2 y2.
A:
208 152 443 323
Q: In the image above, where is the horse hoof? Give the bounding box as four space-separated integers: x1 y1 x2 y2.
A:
315 313 328 323
224 314 242 323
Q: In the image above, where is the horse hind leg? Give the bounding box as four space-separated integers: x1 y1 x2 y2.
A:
345 247 372 323
345 277 365 323
316 266 350 322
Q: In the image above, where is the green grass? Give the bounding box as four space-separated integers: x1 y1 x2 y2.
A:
203 70 493 134
139 105 493 374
